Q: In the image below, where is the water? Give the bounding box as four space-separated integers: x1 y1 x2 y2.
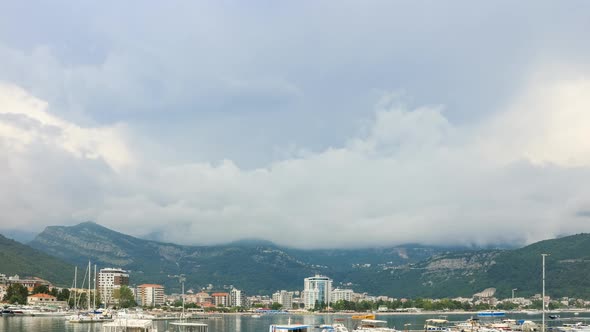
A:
1 312 588 332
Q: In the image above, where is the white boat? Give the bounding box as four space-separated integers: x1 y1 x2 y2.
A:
67 311 114 323
102 318 158 332
321 323 350 332
353 319 397 332
170 321 209 332
425 319 451 332
270 318 312 332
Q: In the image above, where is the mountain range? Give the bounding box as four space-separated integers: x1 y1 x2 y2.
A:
3 222 589 299
0 234 74 286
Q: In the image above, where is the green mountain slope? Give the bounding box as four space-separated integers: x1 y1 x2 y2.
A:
0 234 74 286
361 233 590 299
28 222 447 295
30 222 590 298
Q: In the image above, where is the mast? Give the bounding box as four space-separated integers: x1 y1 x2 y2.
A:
87 261 91 310
74 266 77 311
94 264 97 310
542 254 549 332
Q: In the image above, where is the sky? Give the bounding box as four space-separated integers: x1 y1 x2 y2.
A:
1 1 590 248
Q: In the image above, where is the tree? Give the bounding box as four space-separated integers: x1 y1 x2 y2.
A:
270 302 283 310
32 285 50 295
113 285 136 308
3 284 29 304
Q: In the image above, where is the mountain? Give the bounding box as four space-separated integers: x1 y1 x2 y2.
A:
0 234 74 286
28 222 448 294
355 233 590 299
30 222 590 298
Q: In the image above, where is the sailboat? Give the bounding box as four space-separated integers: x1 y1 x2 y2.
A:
67 262 113 323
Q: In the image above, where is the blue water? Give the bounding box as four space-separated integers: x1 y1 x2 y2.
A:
0 312 587 332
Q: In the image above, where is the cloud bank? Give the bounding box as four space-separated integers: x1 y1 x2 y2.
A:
2 75 590 248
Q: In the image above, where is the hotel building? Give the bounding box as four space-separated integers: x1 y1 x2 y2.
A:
98 268 129 306
302 275 332 309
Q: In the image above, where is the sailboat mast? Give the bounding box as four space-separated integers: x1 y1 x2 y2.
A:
74 266 77 310
94 264 97 310
87 261 91 310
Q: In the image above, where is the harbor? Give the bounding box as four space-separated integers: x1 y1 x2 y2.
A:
1 311 590 332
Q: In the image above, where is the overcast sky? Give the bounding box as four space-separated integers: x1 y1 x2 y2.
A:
1 1 590 248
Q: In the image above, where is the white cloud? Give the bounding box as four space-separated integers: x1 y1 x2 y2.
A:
1 74 590 248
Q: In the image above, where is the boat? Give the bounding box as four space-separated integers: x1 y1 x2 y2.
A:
270 319 312 332
477 311 506 318
425 319 451 332
102 318 158 332
353 319 397 332
320 323 350 332
352 314 376 320
67 311 114 323
170 321 209 332
251 314 262 318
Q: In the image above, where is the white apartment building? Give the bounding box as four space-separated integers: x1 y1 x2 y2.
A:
272 290 293 310
331 288 354 303
302 275 332 309
137 284 165 307
98 268 129 306
230 288 243 307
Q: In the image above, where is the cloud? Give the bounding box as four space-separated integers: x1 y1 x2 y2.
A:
1 2 590 248
2 75 589 248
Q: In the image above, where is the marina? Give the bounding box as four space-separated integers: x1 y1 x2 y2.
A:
1 312 590 332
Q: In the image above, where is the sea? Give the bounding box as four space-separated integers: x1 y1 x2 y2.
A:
0 312 586 332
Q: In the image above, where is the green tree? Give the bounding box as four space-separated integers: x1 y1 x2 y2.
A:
113 285 136 308
57 288 70 302
3 284 29 304
32 284 50 295
270 302 283 310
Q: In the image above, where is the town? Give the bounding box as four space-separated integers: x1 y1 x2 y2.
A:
2 270 590 314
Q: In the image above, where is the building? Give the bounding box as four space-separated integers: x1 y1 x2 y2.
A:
98 268 129 306
302 275 332 309
211 292 229 307
6 275 51 292
331 288 354 303
185 291 212 305
230 288 243 307
137 284 165 307
27 293 68 308
272 290 293 310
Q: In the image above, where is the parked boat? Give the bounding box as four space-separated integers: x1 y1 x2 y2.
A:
353 319 397 332
425 319 451 332
102 318 158 332
270 318 312 332
477 311 506 318
169 321 209 332
320 323 350 332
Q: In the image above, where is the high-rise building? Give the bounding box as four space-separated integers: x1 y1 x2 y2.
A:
211 292 229 307
98 268 129 306
331 288 354 303
272 290 293 310
302 275 332 309
137 284 165 307
230 288 243 307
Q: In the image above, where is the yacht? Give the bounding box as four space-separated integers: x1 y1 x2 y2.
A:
270 318 312 332
353 319 397 332
321 323 350 332
425 319 451 332
169 321 209 332
102 318 158 332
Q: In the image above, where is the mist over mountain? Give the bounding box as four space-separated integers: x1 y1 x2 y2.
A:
25 222 590 298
